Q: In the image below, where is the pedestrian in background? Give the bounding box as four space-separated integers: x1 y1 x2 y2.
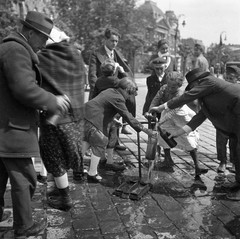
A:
216 65 240 173
143 57 167 118
38 26 85 211
192 42 209 72
0 11 70 238
150 68 240 201
88 27 135 137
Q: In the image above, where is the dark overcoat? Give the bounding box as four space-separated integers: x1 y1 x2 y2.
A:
0 32 58 158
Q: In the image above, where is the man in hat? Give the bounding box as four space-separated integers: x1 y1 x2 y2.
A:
149 67 240 201
0 11 70 238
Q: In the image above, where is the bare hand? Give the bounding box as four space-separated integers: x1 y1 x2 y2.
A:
113 118 123 128
142 127 157 139
56 95 71 114
149 105 164 114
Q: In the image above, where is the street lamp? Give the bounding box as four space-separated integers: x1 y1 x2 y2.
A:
174 14 186 58
217 31 227 76
174 14 186 72
219 31 227 46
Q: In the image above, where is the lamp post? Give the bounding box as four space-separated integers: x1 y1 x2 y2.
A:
174 14 186 71
217 31 227 76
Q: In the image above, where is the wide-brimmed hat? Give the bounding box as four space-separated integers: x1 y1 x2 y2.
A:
20 11 53 40
185 68 211 91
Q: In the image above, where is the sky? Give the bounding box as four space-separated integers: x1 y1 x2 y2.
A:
137 0 240 47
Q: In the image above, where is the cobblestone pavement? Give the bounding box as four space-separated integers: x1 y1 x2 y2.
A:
0 74 239 239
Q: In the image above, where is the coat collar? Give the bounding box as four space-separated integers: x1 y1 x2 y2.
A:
3 32 39 65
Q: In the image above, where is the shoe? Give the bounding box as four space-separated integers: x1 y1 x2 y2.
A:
195 167 208 176
48 195 73 211
37 174 47 184
105 162 126 171
47 186 60 197
0 210 11 222
14 220 47 238
226 190 240 201
121 126 132 135
87 174 102 183
73 171 84 181
114 145 126 151
228 165 236 173
222 181 240 191
217 163 226 173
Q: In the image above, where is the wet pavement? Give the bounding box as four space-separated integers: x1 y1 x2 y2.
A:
0 74 239 239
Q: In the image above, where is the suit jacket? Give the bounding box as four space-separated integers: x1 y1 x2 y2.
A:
142 72 167 115
167 74 240 135
0 32 58 158
88 45 133 100
84 88 142 137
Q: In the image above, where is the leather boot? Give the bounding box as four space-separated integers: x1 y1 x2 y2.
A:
189 149 208 176
47 186 72 211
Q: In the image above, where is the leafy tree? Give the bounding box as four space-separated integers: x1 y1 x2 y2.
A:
0 10 18 42
51 0 146 70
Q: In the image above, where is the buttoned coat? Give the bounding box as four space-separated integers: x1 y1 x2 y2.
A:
0 32 58 158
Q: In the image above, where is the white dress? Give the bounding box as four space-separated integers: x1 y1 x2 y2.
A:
158 104 199 151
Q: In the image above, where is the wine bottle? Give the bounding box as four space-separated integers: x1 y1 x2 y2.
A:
157 126 177 148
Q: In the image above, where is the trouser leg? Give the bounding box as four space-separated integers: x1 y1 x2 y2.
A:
216 130 228 164
229 135 237 165
2 157 36 230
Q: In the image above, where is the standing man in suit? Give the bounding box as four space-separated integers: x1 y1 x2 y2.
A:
0 11 70 238
88 27 136 143
150 68 240 201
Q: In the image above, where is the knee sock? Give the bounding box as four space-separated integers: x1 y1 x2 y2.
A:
88 154 101 176
40 161 47 177
54 173 69 189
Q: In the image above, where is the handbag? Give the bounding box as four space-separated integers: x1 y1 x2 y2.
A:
145 132 157 160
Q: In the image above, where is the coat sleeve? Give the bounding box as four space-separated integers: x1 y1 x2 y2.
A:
167 79 215 109
111 96 143 132
88 51 98 92
4 44 58 114
186 109 207 130
149 86 165 109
